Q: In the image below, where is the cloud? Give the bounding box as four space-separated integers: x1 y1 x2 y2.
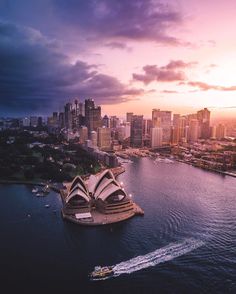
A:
54 0 184 45
182 81 236 91
161 90 180 94
0 21 144 115
132 60 195 84
104 41 132 51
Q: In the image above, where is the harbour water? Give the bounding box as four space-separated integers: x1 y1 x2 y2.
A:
0 158 236 293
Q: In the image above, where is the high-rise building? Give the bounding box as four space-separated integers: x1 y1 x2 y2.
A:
171 126 179 145
117 126 126 142
130 115 143 147
79 102 84 116
22 117 30 127
126 112 133 123
59 112 65 129
102 115 109 128
151 127 163 148
85 99 101 134
110 116 119 129
216 124 226 140
189 119 199 142
30 116 38 127
197 108 210 139
79 126 88 144
90 131 97 147
64 102 73 129
179 116 187 142
152 109 171 144
52 112 58 128
173 114 180 127
98 127 111 150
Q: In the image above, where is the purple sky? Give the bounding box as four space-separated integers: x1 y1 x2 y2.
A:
0 0 236 118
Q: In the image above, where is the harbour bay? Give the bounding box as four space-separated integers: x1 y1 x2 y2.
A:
0 158 236 293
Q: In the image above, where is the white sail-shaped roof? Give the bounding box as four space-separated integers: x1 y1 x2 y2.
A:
93 169 115 194
66 169 127 203
69 176 88 194
97 184 126 202
65 187 90 203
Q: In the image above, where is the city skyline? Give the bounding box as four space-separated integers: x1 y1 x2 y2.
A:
1 1 236 119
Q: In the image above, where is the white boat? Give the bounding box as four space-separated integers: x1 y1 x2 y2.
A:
36 192 45 197
32 187 38 193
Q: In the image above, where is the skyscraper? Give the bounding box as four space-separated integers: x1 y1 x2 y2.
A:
189 119 199 142
79 126 88 144
98 127 111 150
151 127 163 148
197 108 211 139
152 109 171 144
64 102 73 129
130 115 143 147
85 99 102 135
102 115 109 128
216 124 226 140
126 112 133 123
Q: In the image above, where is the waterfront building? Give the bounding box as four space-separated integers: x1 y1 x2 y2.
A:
98 126 111 150
130 115 143 148
151 127 163 148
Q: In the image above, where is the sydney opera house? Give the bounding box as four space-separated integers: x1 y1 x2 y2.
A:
61 169 143 225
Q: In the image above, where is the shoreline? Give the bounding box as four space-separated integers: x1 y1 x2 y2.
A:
174 159 236 178
0 165 126 191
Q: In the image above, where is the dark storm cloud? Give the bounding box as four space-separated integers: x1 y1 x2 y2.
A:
54 0 183 45
132 60 195 84
0 21 144 115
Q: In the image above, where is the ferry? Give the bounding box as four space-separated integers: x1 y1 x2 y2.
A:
89 266 114 280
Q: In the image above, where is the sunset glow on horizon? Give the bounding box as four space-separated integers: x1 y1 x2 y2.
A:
0 0 236 119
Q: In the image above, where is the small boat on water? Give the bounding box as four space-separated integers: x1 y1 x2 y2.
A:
42 185 50 194
32 187 38 193
89 266 114 280
36 192 45 197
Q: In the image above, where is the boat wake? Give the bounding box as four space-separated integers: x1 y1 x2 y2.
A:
112 238 204 277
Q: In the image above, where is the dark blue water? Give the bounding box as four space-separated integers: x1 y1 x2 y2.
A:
0 158 236 294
